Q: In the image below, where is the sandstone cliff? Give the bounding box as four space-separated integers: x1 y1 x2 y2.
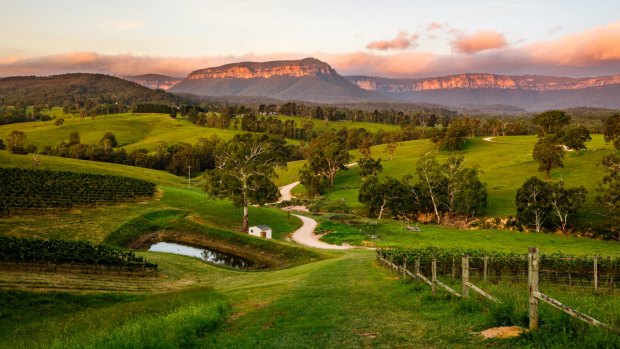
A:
346 74 620 111
347 73 620 93
170 58 386 103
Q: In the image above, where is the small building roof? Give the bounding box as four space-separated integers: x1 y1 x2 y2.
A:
252 225 271 230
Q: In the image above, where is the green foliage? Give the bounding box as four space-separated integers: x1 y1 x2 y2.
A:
533 137 564 177
548 181 587 234
603 113 620 150
299 131 351 194
0 167 155 213
596 154 620 240
358 176 409 219
358 157 383 177
533 110 571 136
441 121 469 150
558 125 591 151
516 176 552 232
204 133 287 231
0 236 157 270
453 167 488 219
6 130 28 154
0 73 178 107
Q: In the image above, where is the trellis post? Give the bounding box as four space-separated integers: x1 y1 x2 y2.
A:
483 255 488 282
528 247 540 331
462 255 469 299
431 258 437 294
593 256 598 290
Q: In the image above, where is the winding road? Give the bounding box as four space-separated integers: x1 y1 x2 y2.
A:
278 181 351 250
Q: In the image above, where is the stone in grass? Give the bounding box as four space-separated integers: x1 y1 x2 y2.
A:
479 326 527 339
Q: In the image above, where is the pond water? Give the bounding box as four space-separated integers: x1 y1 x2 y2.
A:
148 242 256 269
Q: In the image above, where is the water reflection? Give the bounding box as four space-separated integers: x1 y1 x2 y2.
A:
148 242 255 269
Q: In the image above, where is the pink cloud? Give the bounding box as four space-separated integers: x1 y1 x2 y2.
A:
528 21 620 66
1 22 620 79
366 31 418 51
427 22 444 31
451 30 508 54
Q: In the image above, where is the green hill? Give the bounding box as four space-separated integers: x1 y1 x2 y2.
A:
0 73 178 106
295 135 614 223
0 111 241 152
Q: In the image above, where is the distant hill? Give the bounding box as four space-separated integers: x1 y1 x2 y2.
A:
0 73 179 106
121 74 182 90
346 74 620 112
170 58 389 104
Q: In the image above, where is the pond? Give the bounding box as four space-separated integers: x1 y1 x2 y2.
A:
148 242 256 269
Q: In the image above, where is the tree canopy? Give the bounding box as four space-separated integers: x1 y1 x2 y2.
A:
204 133 287 232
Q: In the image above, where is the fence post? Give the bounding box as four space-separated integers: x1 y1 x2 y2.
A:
528 246 540 331
451 257 456 278
593 256 598 291
483 255 488 282
415 257 420 275
402 258 407 282
462 255 469 299
432 258 437 294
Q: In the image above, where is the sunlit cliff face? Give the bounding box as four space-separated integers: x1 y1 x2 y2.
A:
188 61 335 80
353 74 620 92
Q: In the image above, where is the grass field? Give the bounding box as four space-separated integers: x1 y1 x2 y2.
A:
0 111 402 154
301 135 616 223
2 119 620 348
317 218 620 256
0 111 241 152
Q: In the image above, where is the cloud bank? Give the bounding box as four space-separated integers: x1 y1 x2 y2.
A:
1 22 619 79
366 32 419 51
451 30 508 54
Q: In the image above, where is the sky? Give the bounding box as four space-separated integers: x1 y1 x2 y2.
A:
1 0 619 78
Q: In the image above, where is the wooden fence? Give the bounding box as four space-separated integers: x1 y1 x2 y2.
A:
378 247 618 334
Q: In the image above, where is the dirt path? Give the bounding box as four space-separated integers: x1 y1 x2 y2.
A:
277 181 300 203
277 181 351 250
290 214 350 250
484 136 574 151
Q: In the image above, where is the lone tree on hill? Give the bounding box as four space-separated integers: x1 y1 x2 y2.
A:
533 137 564 178
203 133 287 232
384 136 399 160
6 130 27 154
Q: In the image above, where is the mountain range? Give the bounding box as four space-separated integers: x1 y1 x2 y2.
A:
164 58 620 112
2 58 619 113
346 74 620 111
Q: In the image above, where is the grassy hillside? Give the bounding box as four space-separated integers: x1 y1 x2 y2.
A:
0 152 300 243
306 135 615 222
0 112 241 152
2 118 619 348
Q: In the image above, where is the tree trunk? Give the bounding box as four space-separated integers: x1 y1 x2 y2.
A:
378 199 387 220
242 205 249 233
